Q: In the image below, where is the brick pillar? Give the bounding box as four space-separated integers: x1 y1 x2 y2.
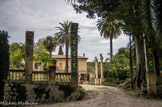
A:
25 31 34 84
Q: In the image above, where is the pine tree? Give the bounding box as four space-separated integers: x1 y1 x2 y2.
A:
58 45 64 55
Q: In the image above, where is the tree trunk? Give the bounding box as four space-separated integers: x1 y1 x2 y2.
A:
134 36 146 89
65 40 69 73
49 52 52 59
129 36 134 89
110 36 113 63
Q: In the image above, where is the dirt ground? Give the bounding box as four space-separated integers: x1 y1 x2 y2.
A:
28 85 162 107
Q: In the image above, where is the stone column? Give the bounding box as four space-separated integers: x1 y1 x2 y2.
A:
146 71 157 96
146 56 157 96
25 31 34 84
70 23 79 88
49 60 56 85
100 54 104 84
145 36 157 96
95 57 99 85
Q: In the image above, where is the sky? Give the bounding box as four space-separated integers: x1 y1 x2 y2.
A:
0 0 129 62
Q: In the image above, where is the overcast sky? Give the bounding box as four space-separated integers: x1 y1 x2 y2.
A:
0 0 129 62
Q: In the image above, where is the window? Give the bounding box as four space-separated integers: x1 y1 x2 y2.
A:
59 63 63 71
34 63 38 69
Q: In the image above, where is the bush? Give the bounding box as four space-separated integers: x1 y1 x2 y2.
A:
0 30 9 101
157 76 162 85
104 70 117 82
103 53 132 83
104 66 131 83
117 67 130 81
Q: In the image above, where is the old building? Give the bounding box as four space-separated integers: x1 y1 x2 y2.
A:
52 55 88 83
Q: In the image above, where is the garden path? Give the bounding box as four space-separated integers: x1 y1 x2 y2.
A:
29 84 162 107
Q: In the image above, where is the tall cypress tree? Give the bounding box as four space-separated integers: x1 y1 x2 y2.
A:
58 45 64 55
0 30 9 103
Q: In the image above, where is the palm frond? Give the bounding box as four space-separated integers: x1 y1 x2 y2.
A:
54 20 80 48
140 0 159 33
97 17 122 39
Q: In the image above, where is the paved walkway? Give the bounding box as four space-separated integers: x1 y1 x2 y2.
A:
29 85 162 107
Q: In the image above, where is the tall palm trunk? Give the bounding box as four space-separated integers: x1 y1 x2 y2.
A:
110 36 113 63
134 36 146 88
65 40 69 73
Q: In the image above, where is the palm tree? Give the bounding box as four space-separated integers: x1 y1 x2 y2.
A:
140 0 162 42
97 17 122 62
55 21 72 73
42 36 58 58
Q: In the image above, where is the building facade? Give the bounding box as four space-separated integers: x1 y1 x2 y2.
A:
52 55 89 83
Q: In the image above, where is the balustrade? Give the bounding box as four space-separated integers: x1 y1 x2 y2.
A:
8 70 71 84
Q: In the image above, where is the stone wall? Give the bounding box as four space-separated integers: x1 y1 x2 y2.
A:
3 83 85 106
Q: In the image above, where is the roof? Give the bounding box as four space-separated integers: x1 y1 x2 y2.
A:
52 55 88 59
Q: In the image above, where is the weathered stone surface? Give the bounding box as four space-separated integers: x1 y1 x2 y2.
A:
146 72 157 96
95 57 100 85
25 31 34 84
3 83 85 105
65 86 85 101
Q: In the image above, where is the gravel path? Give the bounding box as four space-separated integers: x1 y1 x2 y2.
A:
29 85 162 107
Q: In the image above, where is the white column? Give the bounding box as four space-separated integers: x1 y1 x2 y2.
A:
100 54 104 84
95 57 99 85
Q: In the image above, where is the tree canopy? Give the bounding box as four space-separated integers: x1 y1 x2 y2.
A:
9 42 25 69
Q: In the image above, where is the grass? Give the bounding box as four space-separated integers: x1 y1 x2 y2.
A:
54 106 62 107
97 87 108 89
115 85 119 88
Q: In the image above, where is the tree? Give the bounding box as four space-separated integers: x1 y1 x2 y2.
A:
68 0 162 91
58 45 64 55
104 53 130 82
71 0 120 19
140 0 162 43
0 30 9 103
139 0 162 77
34 39 50 71
9 42 25 69
117 47 129 58
55 21 72 73
97 17 122 62
42 36 58 58
117 0 147 88
69 0 146 89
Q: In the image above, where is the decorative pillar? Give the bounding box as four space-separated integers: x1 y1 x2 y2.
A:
25 31 34 84
145 36 157 96
95 57 99 85
100 54 104 84
70 23 79 87
48 60 56 85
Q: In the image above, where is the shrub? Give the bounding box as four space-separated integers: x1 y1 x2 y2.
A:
0 30 9 101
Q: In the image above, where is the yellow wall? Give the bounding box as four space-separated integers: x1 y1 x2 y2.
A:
56 58 87 73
